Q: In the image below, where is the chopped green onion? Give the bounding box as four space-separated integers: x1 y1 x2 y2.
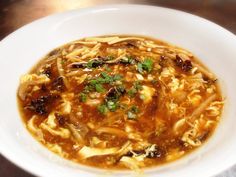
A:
130 105 139 113
89 79 98 85
83 85 93 93
127 105 139 120
120 56 136 65
95 83 106 93
79 93 87 102
137 58 153 74
137 63 143 73
106 101 118 112
134 81 143 90
113 74 122 81
104 65 112 72
127 81 143 97
87 59 103 68
127 88 137 97
61 59 66 64
101 71 110 78
98 104 108 115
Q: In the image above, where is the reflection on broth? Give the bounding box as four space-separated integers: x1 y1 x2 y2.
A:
17 35 223 170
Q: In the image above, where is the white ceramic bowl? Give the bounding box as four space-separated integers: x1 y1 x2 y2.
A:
0 4 236 177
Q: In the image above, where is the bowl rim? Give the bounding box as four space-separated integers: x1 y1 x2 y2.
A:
0 4 236 177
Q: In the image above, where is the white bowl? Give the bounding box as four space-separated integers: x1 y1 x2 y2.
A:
0 4 236 177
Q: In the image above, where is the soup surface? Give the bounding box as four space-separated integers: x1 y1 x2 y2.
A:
17 35 223 170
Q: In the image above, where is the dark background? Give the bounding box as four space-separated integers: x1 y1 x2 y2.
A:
0 0 235 177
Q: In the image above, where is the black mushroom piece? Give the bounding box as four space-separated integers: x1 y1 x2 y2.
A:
69 58 105 69
125 41 138 48
70 61 88 69
204 76 218 85
52 77 65 91
174 55 193 72
197 130 210 141
105 86 126 102
40 84 48 92
146 146 165 158
27 96 50 115
119 56 137 65
48 48 61 57
26 94 58 115
70 56 137 69
125 150 145 157
182 60 193 72
174 55 184 67
159 55 166 67
124 145 165 159
88 58 105 68
42 68 52 78
55 113 67 126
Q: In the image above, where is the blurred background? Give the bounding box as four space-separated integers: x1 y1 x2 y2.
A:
0 0 235 176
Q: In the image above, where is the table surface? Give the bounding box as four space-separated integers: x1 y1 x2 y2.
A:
0 0 236 177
